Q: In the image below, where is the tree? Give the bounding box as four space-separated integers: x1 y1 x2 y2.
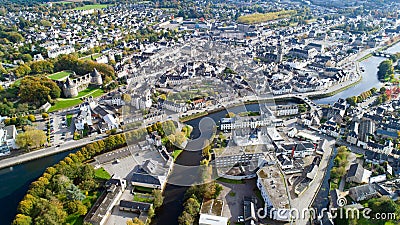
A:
16 127 47 150
30 60 54 74
346 96 357 106
225 112 235 118
183 197 200 215
122 93 131 102
178 211 194 225
14 64 31 77
19 76 61 106
377 60 394 81
152 189 164 208
12 214 32 225
42 113 49 119
66 184 85 201
126 217 144 225
27 114 35 122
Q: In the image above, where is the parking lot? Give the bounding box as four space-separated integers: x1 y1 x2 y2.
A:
217 179 261 224
42 114 75 146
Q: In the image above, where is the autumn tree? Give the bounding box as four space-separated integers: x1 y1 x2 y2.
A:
12 214 32 225
19 76 61 106
16 127 47 150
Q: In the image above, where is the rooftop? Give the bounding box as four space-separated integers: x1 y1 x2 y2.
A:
257 163 290 209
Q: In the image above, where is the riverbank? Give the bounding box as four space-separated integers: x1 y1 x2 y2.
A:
310 74 362 99
0 134 107 170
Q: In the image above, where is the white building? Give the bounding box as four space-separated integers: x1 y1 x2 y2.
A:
256 164 291 221
48 45 75 58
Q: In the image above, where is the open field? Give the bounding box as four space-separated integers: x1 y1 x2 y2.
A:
237 10 296 24
73 4 112 10
81 53 102 61
48 71 72 80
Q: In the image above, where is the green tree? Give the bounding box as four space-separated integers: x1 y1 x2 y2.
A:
126 217 144 225
377 60 394 81
122 93 131 102
178 211 194 225
14 64 31 77
152 189 164 208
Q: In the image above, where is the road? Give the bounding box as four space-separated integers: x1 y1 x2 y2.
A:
290 139 335 225
0 133 107 170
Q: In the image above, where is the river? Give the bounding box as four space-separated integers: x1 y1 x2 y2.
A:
0 149 77 225
315 42 400 104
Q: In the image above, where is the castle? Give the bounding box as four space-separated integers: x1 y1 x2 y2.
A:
58 68 103 97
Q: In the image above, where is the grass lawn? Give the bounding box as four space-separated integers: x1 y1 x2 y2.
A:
81 53 102 61
75 86 104 98
73 4 111 10
171 149 183 160
217 177 245 184
49 87 104 112
65 213 84 225
48 71 72 80
133 193 154 203
66 114 73 126
95 167 111 180
49 99 83 112
133 186 154 193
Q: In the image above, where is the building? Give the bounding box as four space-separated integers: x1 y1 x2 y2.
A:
48 45 75 58
348 184 378 202
273 105 299 117
0 125 17 155
84 177 126 225
199 199 228 225
59 69 103 97
346 163 371 184
119 200 152 223
278 142 315 158
131 159 172 191
256 163 291 221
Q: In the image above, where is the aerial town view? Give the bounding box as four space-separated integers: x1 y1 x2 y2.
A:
1 0 400 225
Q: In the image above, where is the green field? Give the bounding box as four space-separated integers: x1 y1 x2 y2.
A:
75 86 104 98
49 99 83 112
48 71 72 80
49 87 104 112
73 4 111 10
217 177 245 184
